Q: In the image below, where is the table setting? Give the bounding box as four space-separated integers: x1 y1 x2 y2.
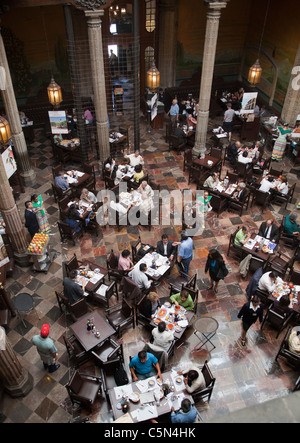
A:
272 282 300 308
244 235 276 254
152 301 189 333
109 131 124 143
75 264 105 291
136 252 170 280
64 170 85 184
119 190 142 207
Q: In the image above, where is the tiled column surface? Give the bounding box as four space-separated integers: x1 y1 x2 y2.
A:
0 32 36 187
281 43 300 127
194 1 229 155
84 9 110 162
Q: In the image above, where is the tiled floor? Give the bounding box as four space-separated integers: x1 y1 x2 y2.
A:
1 112 300 423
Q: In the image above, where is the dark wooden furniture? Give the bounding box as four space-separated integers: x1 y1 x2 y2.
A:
105 298 135 338
261 303 294 338
65 370 103 409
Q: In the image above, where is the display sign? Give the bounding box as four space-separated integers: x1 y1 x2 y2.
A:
48 111 68 134
240 92 258 114
2 145 17 179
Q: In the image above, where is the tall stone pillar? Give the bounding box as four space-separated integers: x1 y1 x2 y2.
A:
84 10 110 162
158 0 177 89
193 1 229 156
0 327 33 398
0 30 36 187
281 43 300 127
0 150 29 266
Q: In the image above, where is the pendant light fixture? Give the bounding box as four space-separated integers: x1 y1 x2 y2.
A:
41 7 63 108
0 116 11 146
248 0 270 86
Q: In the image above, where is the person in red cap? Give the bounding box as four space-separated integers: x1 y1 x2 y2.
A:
31 324 60 373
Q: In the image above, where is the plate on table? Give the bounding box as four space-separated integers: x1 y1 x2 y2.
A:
129 392 140 403
94 268 100 273
154 318 162 324
175 325 181 333
164 302 171 308
87 207 93 212
168 324 174 330
158 308 166 317
176 377 183 384
148 380 155 388
175 306 181 311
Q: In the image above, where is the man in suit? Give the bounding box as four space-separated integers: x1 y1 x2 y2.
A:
24 201 39 238
174 124 187 145
231 183 247 202
156 234 176 261
258 219 279 243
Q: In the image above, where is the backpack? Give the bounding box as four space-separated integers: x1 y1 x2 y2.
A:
114 365 129 386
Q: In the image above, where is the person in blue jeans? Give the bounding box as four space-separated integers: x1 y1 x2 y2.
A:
171 398 197 423
177 231 193 278
129 350 163 382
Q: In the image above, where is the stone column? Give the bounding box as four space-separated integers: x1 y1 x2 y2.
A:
0 30 36 187
193 1 229 156
0 327 33 398
281 43 300 127
84 10 110 162
158 0 177 89
0 151 29 266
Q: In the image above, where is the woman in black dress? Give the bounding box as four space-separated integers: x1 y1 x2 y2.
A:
205 249 228 293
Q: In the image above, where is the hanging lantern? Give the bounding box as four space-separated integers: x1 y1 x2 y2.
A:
248 59 262 86
147 64 160 92
47 77 62 107
0 117 11 146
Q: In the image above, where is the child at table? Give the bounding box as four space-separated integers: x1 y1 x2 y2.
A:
133 164 144 184
170 288 194 311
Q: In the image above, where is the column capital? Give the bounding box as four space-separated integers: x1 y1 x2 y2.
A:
203 1 229 9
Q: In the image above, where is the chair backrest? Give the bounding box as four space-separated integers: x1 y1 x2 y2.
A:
210 147 222 159
121 298 132 317
69 297 89 319
107 249 119 270
254 189 269 204
58 195 70 212
201 360 215 388
83 163 95 176
52 164 63 180
269 167 283 177
67 370 83 394
184 149 193 163
65 254 79 276
289 269 300 285
226 171 239 184
235 162 248 177
57 221 74 237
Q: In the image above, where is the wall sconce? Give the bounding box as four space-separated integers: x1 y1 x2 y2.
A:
47 77 62 108
0 117 11 146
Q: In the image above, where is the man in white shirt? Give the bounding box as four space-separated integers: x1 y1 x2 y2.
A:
258 270 282 293
203 172 219 189
259 177 276 194
124 150 144 167
128 263 152 290
238 151 253 164
80 188 97 205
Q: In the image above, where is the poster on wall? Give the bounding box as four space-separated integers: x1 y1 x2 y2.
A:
2 145 17 179
240 92 258 114
48 111 68 134
0 234 9 268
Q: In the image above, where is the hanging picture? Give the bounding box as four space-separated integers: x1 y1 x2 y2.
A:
240 92 258 114
48 111 68 134
2 145 17 179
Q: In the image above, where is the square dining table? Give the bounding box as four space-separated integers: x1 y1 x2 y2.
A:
70 310 116 352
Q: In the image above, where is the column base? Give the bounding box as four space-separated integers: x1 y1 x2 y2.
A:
4 369 33 398
14 251 31 268
20 169 37 187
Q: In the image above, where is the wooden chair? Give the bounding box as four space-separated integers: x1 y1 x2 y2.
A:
261 303 294 338
222 144 231 166
169 284 198 315
90 279 118 308
227 189 251 216
269 167 283 178
65 253 83 277
226 171 239 184
188 166 201 186
66 370 103 409
106 249 127 282
57 148 71 168
190 360 216 403
82 163 96 192
135 292 154 329
251 189 272 212
105 298 135 338
227 227 245 260
234 162 250 181
55 290 70 313
265 250 294 279
91 338 121 366
210 147 222 159
168 135 186 154
278 216 296 248
52 183 72 203
118 126 129 150
69 297 90 323
183 149 195 171
100 357 127 404
165 121 173 143
288 268 300 285
275 326 300 371
131 236 153 264
63 334 90 368
52 163 63 180
58 195 70 220
271 183 296 209
252 156 271 177
210 194 228 217
57 220 83 245
169 273 197 296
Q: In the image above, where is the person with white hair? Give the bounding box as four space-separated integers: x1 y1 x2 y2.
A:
231 182 247 202
137 181 154 199
167 98 179 126
80 188 97 205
